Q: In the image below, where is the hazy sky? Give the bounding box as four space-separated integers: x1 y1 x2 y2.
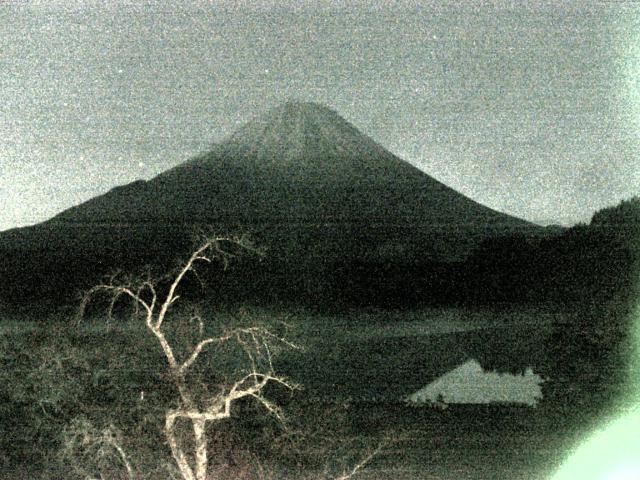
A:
1 0 639 231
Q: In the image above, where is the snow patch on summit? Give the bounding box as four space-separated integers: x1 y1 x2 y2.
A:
225 101 388 166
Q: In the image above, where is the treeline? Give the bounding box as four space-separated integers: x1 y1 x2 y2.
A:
463 198 639 307
0 199 637 313
311 198 638 310
461 197 639 390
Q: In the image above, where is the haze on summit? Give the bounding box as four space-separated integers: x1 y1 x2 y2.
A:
1 0 639 231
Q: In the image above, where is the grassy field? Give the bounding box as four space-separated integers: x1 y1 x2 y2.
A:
0 305 627 479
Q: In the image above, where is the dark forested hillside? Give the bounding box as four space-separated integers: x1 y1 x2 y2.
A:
462 197 639 307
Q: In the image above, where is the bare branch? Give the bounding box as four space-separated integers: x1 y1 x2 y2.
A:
138 279 157 314
246 393 286 422
189 308 204 337
227 372 298 404
78 234 296 480
105 424 136 480
156 241 211 330
155 235 257 330
178 336 224 375
334 441 387 480
79 283 153 325
148 324 178 371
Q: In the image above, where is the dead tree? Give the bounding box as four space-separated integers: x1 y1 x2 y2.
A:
79 235 299 480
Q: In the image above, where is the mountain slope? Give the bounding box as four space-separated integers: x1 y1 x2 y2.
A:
52 101 530 229
0 101 540 305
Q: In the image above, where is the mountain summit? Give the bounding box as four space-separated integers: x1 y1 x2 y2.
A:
167 100 409 187
223 101 390 169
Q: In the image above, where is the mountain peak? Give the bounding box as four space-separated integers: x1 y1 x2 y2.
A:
224 101 384 167
230 100 342 138
268 100 337 118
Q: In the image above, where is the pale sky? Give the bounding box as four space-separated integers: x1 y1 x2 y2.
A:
1 0 639 231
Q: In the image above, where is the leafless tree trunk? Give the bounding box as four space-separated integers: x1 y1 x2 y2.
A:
80 235 298 480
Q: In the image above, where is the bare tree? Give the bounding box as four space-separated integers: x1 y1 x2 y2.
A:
61 416 135 480
79 235 299 480
332 441 386 480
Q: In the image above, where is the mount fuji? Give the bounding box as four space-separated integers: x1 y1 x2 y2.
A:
51 101 529 230
0 101 539 305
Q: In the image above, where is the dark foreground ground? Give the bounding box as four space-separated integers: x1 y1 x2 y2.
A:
272 308 627 480
288 402 580 480
0 306 632 479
